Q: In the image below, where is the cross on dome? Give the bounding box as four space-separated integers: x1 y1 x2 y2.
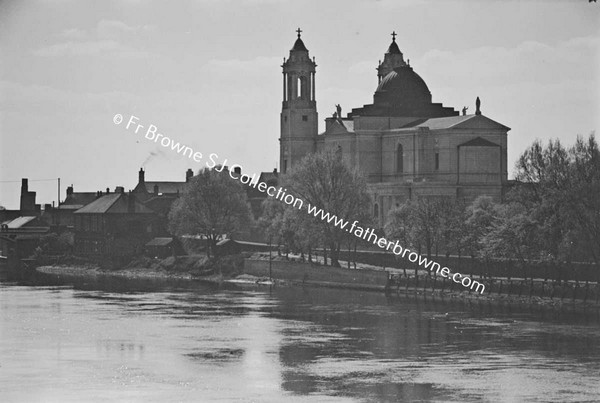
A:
296 28 302 38
391 31 397 42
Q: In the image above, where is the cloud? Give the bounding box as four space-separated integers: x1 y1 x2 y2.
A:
417 35 599 86
32 39 149 58
97 19 155 40
33 20 155 58
204 56 281 74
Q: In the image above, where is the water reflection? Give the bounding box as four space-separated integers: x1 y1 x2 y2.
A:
1 270 599 402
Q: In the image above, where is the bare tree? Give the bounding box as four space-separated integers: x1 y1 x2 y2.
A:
168 168 252 257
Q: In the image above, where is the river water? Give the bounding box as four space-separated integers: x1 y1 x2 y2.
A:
1 271 599 402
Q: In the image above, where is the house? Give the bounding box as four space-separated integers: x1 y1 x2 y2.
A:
73 188 158 259
0 216 49 259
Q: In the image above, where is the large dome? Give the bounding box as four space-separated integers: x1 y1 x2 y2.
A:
374 65 432 108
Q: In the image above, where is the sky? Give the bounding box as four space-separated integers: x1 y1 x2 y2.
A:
0 0 598 209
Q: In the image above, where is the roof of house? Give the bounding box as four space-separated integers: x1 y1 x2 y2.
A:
216 238 239 247
2 216 37 229
74 193 155 214
146 237 174 247
141 181 187 195
61 192 98 207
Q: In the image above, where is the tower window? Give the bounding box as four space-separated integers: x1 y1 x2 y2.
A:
302 115 308 121
396 144 404 173
435 152 439 170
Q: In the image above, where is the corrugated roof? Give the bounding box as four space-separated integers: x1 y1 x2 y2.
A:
3 216 37 228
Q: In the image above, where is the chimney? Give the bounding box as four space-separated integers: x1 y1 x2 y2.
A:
139 168 145 184
115 186 125 193
273 168 278 174
233 166 241 175
19 178 36 212
106 187 110 194
186 168 193 182
153 184 159 195
67 185 74 196
44 203 52 211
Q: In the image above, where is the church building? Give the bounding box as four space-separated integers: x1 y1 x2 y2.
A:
279 30 510 227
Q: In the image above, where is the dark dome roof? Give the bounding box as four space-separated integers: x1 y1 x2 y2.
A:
387 40 401 55
292 38 308 51
374 65 432 107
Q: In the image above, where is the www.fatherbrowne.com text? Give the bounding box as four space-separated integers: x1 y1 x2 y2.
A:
114 113 486 294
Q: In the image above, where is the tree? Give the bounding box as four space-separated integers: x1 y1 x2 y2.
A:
511 134 599 266
168 168 252 256
284 150 372 267
385 197 449 259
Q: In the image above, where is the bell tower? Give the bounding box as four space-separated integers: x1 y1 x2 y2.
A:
279 28 318 174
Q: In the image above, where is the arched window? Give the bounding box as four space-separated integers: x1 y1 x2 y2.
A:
396 144 404 173
373 203 379 219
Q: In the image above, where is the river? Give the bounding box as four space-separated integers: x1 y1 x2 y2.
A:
1 270 599 402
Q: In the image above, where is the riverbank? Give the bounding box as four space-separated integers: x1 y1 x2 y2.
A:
31 259 600 312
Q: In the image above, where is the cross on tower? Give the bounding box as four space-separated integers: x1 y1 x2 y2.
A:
296 28 302 38
391 31 397 41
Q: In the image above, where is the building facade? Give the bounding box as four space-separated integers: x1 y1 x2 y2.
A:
279 31 510 227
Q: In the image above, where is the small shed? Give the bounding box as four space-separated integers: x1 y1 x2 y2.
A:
145 237 182 258
215 238 241 255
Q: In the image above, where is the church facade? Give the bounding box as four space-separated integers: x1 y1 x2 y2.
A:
279 30 510 228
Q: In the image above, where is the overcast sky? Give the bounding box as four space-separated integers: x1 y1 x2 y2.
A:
0 0 598 209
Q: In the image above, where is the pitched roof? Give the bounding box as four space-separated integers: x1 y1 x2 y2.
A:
146 237 174 246
413 114 510 131
61 192 98 207
74 193 154 214
2 216 37 228
143 181 187 195
459 137 501 147
414 115 474 130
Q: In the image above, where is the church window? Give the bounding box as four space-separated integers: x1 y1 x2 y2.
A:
396 144 404 173
302 115 308 121
373 203 379 219
435 152 439 170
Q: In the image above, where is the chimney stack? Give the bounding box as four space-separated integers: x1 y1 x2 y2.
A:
233 166 241 175
139 168 145 184
186 168 194 182
153 184 159 195
21 178 28 194
67 185 74 196
106 187 110 194
115 186 125 194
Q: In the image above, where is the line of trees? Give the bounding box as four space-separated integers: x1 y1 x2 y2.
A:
259 150 372 267
167 134 598 278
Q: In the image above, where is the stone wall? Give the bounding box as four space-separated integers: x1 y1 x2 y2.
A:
244 258 389 287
